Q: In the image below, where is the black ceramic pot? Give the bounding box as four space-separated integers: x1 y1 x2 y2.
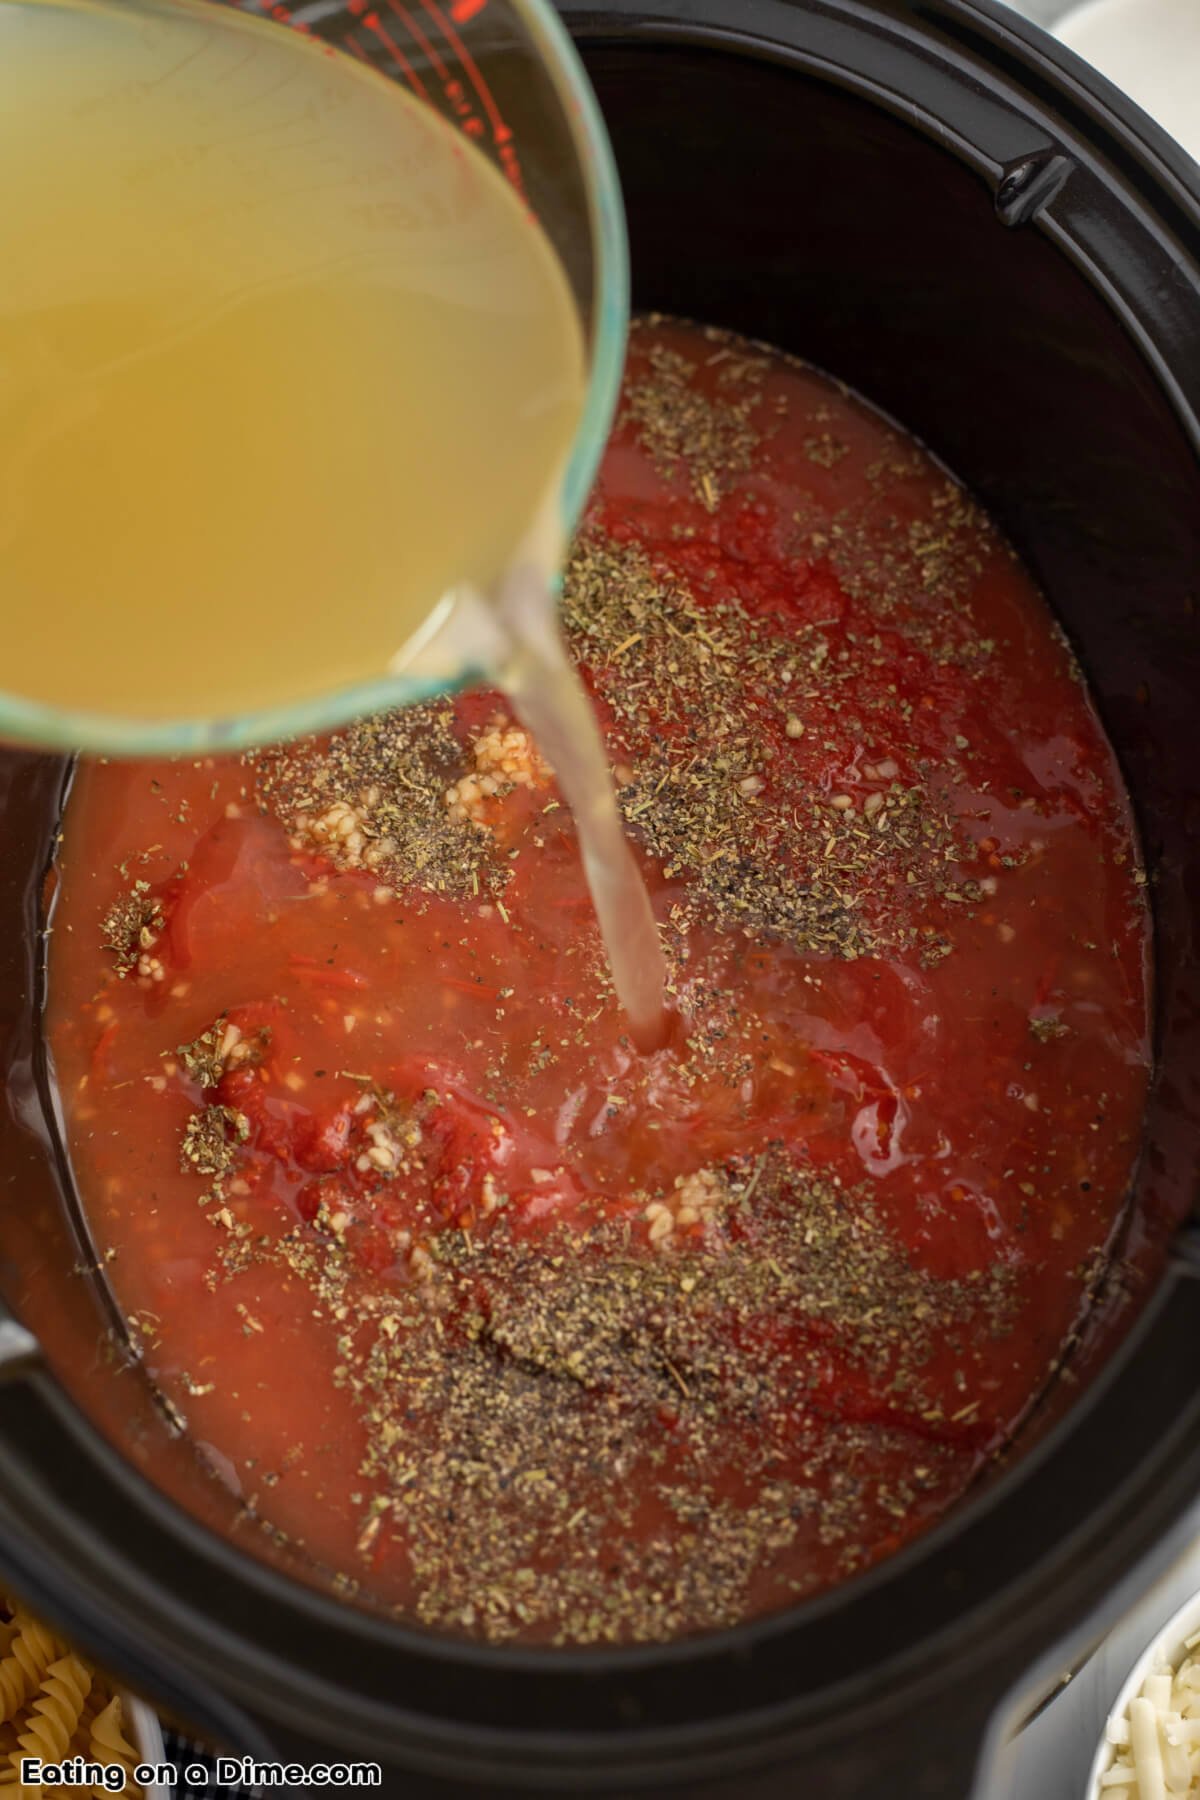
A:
0 3 1197 1795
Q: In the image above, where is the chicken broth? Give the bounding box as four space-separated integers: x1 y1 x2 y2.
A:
0 0 584 721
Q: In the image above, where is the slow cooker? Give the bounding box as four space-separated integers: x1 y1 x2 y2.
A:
0 1 1197 1794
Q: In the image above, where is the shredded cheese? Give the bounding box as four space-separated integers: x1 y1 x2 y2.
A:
1102 1647 1200 1796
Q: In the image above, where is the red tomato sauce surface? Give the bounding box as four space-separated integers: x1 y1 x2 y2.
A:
45 320 1150 1644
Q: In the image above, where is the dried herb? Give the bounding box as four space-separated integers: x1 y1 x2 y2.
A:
213 1152 1011 1644
174 1015 272 1088
562 531 969 960
1029 1016 1071 1044
252 703 502 902
181 1104 249 1185
621 324 764 510
100 879 164 978
175 1017 230 1089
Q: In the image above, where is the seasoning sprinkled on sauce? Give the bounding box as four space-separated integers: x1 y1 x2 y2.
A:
45 318 1150 1645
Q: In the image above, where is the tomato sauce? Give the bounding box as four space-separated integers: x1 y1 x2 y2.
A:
45 319 1151 1644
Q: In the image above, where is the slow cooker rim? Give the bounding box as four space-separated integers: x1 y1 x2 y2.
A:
561 0 1200 460
564 0 1200 220
2 0 1198 1773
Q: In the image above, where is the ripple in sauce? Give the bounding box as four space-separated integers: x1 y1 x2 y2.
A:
46 319 1150 1644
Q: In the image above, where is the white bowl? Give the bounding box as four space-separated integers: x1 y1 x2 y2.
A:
1086 1586 1200 1798
1055 0 1200 164
124 1689 169 1800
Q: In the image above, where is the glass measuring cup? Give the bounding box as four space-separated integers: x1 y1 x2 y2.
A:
0 0 627 754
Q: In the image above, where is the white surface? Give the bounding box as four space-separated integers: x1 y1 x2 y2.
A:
1055 0 1200 163
1015 0 1081 20
127 1689 169 1800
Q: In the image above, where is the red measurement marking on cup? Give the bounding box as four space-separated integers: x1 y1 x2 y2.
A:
386 0 449 77
441 77 485 138
228 0 524 198
375 0 486 145
417 0 526 194
362 10 430 97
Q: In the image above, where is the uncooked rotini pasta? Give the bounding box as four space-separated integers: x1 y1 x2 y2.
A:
0 1721 19 1786
0 1655 26 1730
0 1601 143 1798
0 1617 59 1728
72 1686 101 1746
12 1655 91 1769
89 1696 139 1789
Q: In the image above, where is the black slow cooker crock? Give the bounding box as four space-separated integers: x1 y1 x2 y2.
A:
0 2 1197 1795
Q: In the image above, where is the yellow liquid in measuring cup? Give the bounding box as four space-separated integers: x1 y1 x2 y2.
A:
0 0 585 721
0 0 667 1038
